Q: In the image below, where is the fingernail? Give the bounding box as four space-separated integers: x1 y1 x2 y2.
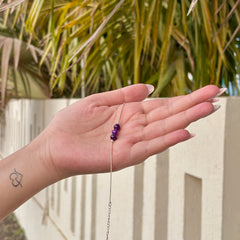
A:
190 133 196 138
146 84 154 95
210 98 219 103
208 97 219 103
215 87 227 97
213 104 221 113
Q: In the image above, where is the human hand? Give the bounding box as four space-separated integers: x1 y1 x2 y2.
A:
40 84 222 179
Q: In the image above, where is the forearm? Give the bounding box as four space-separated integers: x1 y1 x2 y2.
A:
0 133 58 220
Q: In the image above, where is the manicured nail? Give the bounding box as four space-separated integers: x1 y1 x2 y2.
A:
190 133 196 138
208 98 219 103
146 84 154 95
215 87 227 97
213 104 221 113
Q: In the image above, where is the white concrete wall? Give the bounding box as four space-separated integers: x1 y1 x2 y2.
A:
1 97 240 240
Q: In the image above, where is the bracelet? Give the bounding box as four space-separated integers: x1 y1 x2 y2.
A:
105 103 125 240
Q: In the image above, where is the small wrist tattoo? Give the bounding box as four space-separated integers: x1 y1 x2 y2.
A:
9 169 23 188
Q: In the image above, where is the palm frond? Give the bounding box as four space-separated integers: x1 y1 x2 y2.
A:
187 0 198 16
1 0 240 98
0 0 25 13
0 26 50 107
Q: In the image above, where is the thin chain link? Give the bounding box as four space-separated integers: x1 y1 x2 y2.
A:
105 104 125 240
105 141 113 240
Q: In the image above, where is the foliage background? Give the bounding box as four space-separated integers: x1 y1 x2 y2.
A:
0 0 240 106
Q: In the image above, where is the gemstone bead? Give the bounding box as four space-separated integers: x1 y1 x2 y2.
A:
112 129 118 136
114 124 120 131
110 134 117 141
110 123 121 141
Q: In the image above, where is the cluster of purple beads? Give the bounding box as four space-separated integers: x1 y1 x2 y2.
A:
110 123 120 141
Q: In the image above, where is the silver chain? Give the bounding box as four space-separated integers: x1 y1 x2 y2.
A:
105 104 125 240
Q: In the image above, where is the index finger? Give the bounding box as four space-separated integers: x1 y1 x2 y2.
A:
142 85 221 116
87 84 153 107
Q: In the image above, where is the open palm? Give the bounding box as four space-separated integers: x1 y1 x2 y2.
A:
44 84 221 179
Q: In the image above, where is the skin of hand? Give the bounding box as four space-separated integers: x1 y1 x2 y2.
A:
32 83 221 181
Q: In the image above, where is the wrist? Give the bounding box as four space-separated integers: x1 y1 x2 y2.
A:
0 135 61 219
26 130 62 185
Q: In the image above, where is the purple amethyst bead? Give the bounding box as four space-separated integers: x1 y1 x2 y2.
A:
112 129 118 136
110 134 117 141
114 124 120 131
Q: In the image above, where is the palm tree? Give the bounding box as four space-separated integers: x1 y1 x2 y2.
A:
0 0 240 103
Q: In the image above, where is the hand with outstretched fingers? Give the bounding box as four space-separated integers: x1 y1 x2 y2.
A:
38 84 223 180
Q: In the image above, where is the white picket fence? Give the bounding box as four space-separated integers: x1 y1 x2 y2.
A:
1 97 240 240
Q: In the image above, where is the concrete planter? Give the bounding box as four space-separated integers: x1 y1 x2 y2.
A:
0 97 239 240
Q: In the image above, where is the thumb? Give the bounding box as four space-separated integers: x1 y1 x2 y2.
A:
88 84 154 106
